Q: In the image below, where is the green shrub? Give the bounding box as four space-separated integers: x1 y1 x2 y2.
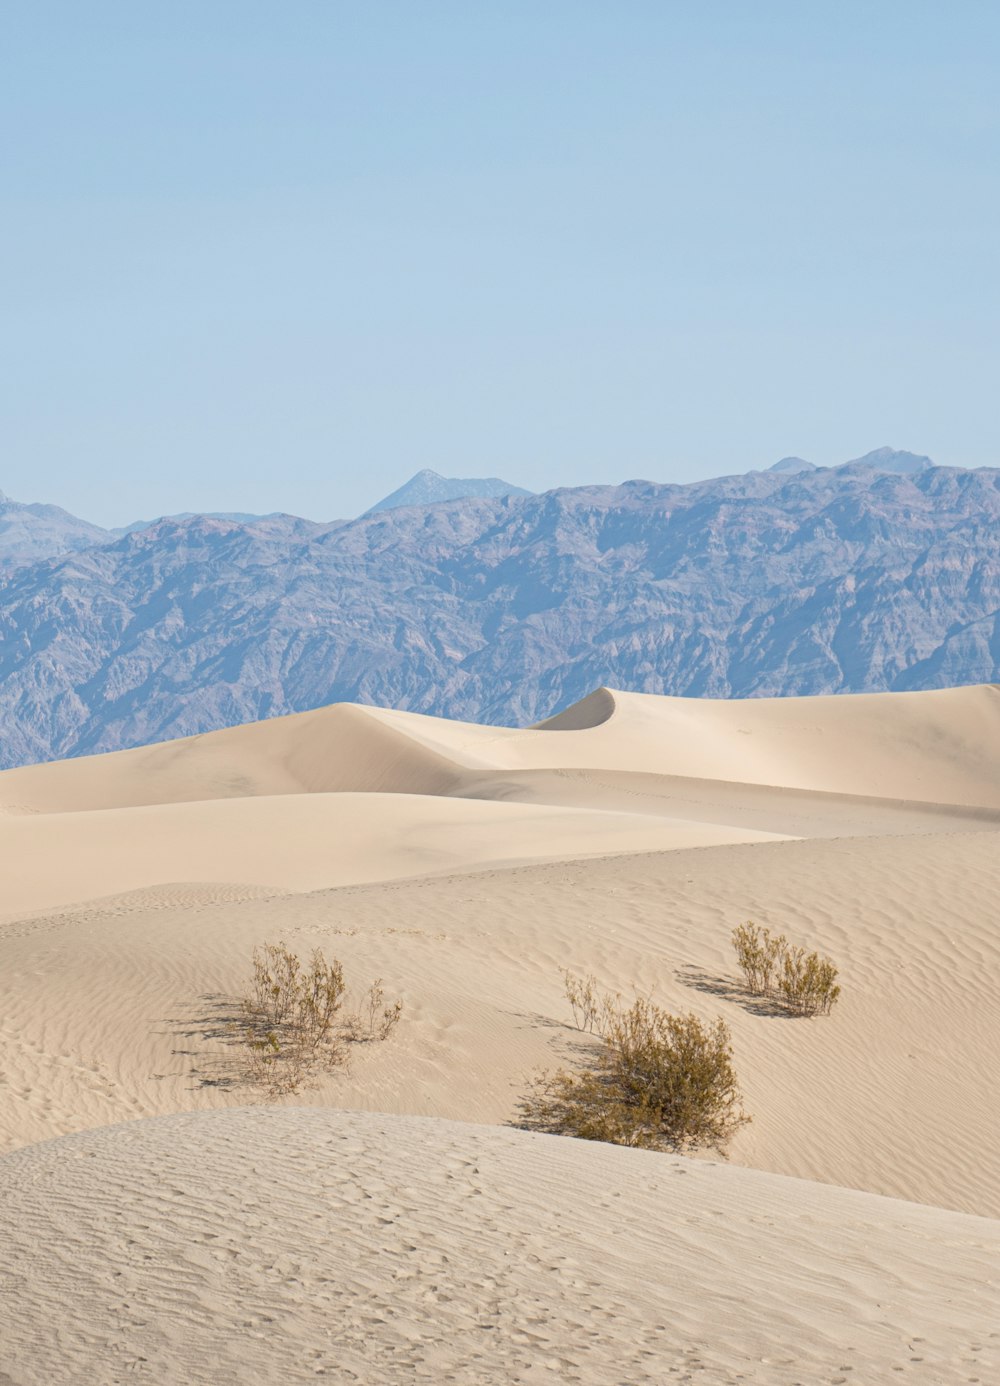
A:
519 992 749 1153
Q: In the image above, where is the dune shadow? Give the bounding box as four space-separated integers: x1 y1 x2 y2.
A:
675 966 799 1019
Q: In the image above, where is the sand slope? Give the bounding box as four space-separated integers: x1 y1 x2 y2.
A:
0 790 790 917
3 682 1000 814
2 683 999 1383
2 682 998 917
1 1107 996 1386
2 829 998 1216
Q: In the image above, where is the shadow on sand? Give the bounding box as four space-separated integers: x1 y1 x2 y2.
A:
675 966 801 1019
163 992 247 1089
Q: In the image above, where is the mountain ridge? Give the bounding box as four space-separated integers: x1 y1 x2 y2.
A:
1 461 998 769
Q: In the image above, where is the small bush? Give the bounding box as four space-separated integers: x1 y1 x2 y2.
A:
732 921 786 996
237 943 401 1095
519 991 749 1153
346 978 404 1042
776 946 841 1017
731 922 840 1017
562 970 619 1035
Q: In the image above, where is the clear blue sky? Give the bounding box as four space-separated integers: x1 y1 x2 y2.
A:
3 2 998 524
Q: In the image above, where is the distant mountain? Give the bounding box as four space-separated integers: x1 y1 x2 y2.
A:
111 511 292 536
0 493 335 572
364 468 533 514
845 447 934 474
0 495 111 575
768 457 817 474
766 447 936 476
0 463 998 769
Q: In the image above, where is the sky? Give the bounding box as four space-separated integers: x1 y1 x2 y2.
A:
2 1 999 525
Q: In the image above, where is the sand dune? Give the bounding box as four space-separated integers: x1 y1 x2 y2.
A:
1 1107 996 1386
3 683 999 1382
3 682 999 815
0 790 789 917
3 827 998 1216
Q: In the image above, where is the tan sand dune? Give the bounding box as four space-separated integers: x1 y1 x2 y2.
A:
2 827 998 1216
0 790 789 917
3 682 1000 815
362 681 1000 804
1 1106 997 1386
3 683 999 1383
0 702 466 814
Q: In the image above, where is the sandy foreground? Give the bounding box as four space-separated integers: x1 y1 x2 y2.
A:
1 684 999 1383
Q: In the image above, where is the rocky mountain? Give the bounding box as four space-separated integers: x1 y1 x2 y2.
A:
0 493 111 575
0 462 998 769
364 468 533 514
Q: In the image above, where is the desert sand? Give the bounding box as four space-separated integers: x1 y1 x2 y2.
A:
2 684 999 1383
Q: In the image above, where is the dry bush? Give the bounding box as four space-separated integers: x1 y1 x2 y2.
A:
239 943 346 1095
731 922 840 1017
776 946 841 1016
237 944 403 1095
520 991 749 1154
345 978 404 1042
731 921 786 995
562 970 619 1034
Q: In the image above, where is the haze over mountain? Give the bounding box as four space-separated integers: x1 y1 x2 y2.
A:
110 511 302 537
765 446 934 476
363 467 533 514
0 491 111 575
0 458 998 769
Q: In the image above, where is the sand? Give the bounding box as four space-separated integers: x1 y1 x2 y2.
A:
1 683 998 1382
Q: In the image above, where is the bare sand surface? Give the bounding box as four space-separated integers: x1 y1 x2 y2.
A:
1 1107 997 1386
1 683 998 1383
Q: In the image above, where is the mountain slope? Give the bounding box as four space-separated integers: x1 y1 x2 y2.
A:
0 465 999 768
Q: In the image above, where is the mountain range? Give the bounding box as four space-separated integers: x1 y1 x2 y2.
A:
0 451 998 768
0 451 934 576
0 469 531 575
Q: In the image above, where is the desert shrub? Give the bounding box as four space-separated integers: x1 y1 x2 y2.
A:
345 978 404 1042
731 921 786 995
731 922 840 1017
519 992 749 1153
562 970 619 1034
237 943 402 1095
776 946 841 1017
239 943 345 1094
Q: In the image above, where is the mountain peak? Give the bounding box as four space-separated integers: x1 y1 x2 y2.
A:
364 470 533 515
768 456 817 474
846 447 934 474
